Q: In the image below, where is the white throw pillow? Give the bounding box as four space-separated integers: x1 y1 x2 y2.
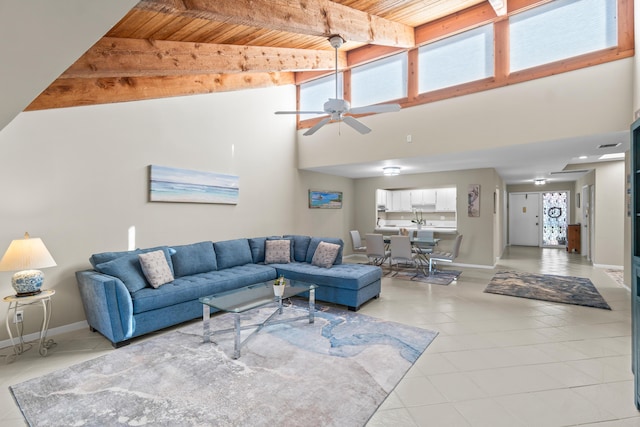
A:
264 240 291 264
138 250 174 288
311 241 340 268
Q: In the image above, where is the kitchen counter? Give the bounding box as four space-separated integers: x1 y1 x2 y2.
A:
374 226 457 234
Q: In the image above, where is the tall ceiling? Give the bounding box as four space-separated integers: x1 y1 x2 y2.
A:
25 0 492 111
20 0 629 183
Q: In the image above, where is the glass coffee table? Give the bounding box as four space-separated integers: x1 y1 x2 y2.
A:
199 280 317 359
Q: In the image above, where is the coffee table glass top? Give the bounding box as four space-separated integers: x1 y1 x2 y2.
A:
199 280 316 313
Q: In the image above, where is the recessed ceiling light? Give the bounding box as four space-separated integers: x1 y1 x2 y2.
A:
534 179 546 185
598 153 625 160
382 166 401 176
578 155 588 160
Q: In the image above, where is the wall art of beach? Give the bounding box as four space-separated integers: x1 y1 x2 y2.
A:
309 190 342 209
150 165 239 204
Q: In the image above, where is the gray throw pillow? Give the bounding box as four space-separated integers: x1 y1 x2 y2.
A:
311 241 340 268
264 239 291 264
138 250 174 288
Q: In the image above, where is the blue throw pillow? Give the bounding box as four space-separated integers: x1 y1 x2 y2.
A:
213 239 253 270
248 237 267 264
284 235 311 262
305 237 344 265
171 241 217 277
94 247 175 293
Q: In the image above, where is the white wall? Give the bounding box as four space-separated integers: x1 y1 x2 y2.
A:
0 85 354 341
298 59 633 170
353 168 500 267
593 161 626 267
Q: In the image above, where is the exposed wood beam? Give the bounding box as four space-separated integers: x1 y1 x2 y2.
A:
26 72 294 110
61 37 346 78
136 0 415 48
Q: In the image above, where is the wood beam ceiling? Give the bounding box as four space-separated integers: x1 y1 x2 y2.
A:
61 37 347 78
136 0 415 48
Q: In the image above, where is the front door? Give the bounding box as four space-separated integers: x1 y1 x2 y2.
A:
509 193 540 246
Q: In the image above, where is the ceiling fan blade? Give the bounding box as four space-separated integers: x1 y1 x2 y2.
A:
342 116 371 134
349 103 401 115
275 110 325 115
303 117 331 136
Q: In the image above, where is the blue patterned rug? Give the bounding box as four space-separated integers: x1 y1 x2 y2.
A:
10 303 437 426
484 270 611 310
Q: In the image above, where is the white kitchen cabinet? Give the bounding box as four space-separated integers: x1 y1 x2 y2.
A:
436 187 457 211
388 190 412 211
376 189 388 209
410 189 436 206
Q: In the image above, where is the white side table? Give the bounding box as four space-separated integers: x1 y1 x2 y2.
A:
4 289 56 360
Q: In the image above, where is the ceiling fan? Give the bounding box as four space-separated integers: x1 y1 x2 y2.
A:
275 35 401 136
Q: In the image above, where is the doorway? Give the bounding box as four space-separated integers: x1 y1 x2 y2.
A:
541 191 569 247
509 193 540 246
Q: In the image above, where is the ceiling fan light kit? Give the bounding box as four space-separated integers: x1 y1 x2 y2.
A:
275 36 401 136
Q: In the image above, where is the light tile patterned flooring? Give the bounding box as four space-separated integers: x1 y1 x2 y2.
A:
0 246 637 426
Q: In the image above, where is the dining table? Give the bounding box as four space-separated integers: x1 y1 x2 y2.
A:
383 236 440 274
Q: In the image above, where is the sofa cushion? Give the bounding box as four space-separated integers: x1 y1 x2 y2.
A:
311 241 340 268
273 262 381 291
171 241 217 277
94 246 174 293
138 250 174 288
131 264 277 314
305 237 343 265
213 239 253 270
284 235 311 262
248 237 267 264
90 246 176 270
265 239 291 264
266 236 294 261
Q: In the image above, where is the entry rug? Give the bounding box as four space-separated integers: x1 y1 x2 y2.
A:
484 270 611 310
394 269 462 286
10 304 437 427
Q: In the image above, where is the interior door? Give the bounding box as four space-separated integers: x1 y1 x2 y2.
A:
509 193 540 246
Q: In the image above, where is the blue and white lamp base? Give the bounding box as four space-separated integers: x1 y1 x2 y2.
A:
12 269 44 296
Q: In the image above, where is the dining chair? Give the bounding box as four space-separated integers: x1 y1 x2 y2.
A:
365 234 390 267
389 235 421 276
428 234 463 274
349 230 367 254
413 230 435 255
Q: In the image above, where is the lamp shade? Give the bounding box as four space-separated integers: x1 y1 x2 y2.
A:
0 233 57 271
0 233 57 296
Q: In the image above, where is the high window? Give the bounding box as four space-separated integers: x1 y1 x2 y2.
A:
418 24 493 93
510 0 617 72
299 73 343 118
350 53 407 107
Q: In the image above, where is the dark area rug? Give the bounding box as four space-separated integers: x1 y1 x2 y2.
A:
393 270 462 285
10 303 437 427
484 270 610 310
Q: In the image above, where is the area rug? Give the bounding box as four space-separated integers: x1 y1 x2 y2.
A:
393 269 462 285
10 303 437 427
484 270 611 310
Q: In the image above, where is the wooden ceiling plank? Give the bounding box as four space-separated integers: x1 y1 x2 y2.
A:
26 72 295 111
61 37 348 78
136 0 415 48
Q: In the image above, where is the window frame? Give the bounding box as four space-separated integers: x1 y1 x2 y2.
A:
297 0 633 131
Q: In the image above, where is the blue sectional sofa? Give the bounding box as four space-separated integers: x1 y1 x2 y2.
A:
76 235 382 347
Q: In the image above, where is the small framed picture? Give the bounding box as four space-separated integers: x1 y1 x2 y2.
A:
309 190 342 209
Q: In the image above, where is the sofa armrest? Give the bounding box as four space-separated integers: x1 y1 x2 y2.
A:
75 270 135 345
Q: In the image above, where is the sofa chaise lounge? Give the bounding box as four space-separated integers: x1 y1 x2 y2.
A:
76 235 382 347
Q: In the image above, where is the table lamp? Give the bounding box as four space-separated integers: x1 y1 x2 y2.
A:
0 232 57 296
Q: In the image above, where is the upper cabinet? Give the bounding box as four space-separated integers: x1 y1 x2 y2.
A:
390 190 412 212
384 187 456 212
436 188 457 211
376 189 388 209
410 189 436 206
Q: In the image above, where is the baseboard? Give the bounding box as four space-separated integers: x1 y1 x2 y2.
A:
0 320 88 350
449 262 494 270
593 263 624 270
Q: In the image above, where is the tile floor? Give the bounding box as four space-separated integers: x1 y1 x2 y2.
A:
0 246 637 426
